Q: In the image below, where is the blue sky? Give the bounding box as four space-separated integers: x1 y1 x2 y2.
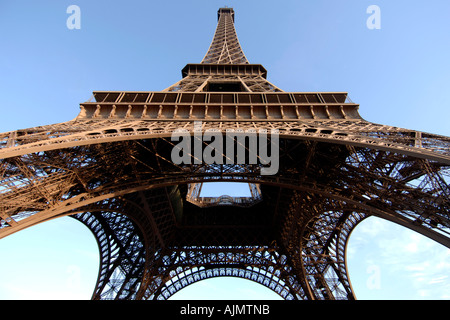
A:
0 0 449 300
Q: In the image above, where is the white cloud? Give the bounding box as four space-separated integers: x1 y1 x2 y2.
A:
429 275 448 285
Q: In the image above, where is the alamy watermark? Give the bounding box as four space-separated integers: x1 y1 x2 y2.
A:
66 5 380 31
367 5 381 30
366 265 381 290
171 121 279 175
66 5 81 30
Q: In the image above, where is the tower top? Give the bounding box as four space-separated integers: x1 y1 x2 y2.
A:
218 7 234 22
201 7 248 64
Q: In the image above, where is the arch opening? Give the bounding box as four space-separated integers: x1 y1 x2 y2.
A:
347 216 450 300
0 217 100 299
168 275 284 300
186 182 262 208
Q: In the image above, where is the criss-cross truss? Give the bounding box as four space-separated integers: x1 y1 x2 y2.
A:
201 8 249 64
0 7 449 300
163 8 282 93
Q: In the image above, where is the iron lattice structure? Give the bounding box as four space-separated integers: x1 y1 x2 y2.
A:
1 8 450 300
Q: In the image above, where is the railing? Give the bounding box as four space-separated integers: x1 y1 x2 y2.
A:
186 194 262 208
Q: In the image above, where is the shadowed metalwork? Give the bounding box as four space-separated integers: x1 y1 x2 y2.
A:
1 7 449 300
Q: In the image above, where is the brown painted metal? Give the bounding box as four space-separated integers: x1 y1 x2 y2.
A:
0 7 449 300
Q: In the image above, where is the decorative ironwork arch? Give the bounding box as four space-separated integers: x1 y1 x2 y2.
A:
158 265 296 300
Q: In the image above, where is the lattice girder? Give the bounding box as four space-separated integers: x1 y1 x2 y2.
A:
1 137 449 243
74 211 147 299
141 246 310 300
1 88 448 165
201 8 248 64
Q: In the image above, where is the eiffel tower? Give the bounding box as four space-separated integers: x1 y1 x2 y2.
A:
1 7 449 300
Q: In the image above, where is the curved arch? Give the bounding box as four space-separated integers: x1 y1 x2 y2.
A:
2 171 449 248
66 188 179 300
2 122 449 164
278 190 371 299
139 242 310 300
168 276 283 300
73 210 147 300
298 209 369 299
296 204 447 299
158 266 291 300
